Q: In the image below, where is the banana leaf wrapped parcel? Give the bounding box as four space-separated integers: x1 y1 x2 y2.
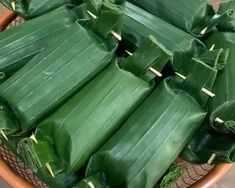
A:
122 2 207 72
181 32 235 164
0 1 122 138
0 5 77 82
0 0 83 18
217 0 235 32
17 37 172 177
1 136 79 188
76 58 217 188
180 125 235 164
128 0 234 36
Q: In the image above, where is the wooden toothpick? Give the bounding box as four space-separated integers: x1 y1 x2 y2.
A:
149 67 163 77
175 72 186 80
86 10 97 19
0 130 8 141
85 179 95 188
175 72 215 97
215 117 224 124
86 10 122 41
201 88 216 98
209 44 215 51
207 153 216 165
29 135 54 177
110 31 122 41
200 27 208 35
11 1 16 11
30 134 38 144
46 163 55 178
125 50 133 56
125 50 162 77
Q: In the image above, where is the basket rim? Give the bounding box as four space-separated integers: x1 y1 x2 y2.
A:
0 4 17 31
191 163 233 188
0 159 35 188
0 4 233 188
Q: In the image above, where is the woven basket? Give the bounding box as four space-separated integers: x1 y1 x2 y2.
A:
0 3 233 188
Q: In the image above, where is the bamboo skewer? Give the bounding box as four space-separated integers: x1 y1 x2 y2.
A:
174 72 215 97
0 105 8 140
125 50 133 56
0 130 8 140
29 135 38 144
86 10 96 19
126 49 215 94
200 27 208 35
201 88 215 97
45 163 55 178
85 179 95 188
215 117 225 124
29 134 38 144
86 10 122 41
11 1 16 11
29 135 55 177
149 67 163 77
209 44 215 51
125 50 163 77
0 104 6 140
208 153 216 165
175 72 186 80
110 31 122 41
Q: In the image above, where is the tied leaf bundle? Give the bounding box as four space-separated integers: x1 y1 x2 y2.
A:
17 37 172 177
181 32 235 164
128 0 234 36
0 0 83 18
121 2 226 75
78 58 217 188
1 0 235 187
122 2 203 69
0 2 122 138
217 0 235 32
0 5 76 82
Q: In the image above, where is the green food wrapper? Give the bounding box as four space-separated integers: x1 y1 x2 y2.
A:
181 32 235 163
0 2 122 137
217 0 235 32
17 37 172 177
121 2 225 76
0 0 83 19
78 58 217 188
2 136 79 188
180 125 235 164
0 5 76 82
122 2 203 70
128 0 233 36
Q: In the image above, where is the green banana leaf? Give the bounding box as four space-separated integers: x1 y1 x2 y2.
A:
1 136 79 188
74 173 108 188
121 2 225 75
181 32 235 163
0 1 122 138
73 0 123 38
0 5 76 82
128 0 233 36
78 58 217 188
17 37 172 177
206 33 235 134
0 0 83 19
217 0 235 32
180 125 235 164
159 165 182 188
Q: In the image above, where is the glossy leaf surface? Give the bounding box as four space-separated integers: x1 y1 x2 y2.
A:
0 6 76 82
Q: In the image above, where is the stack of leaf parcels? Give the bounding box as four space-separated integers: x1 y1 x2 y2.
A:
0 0 235 187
